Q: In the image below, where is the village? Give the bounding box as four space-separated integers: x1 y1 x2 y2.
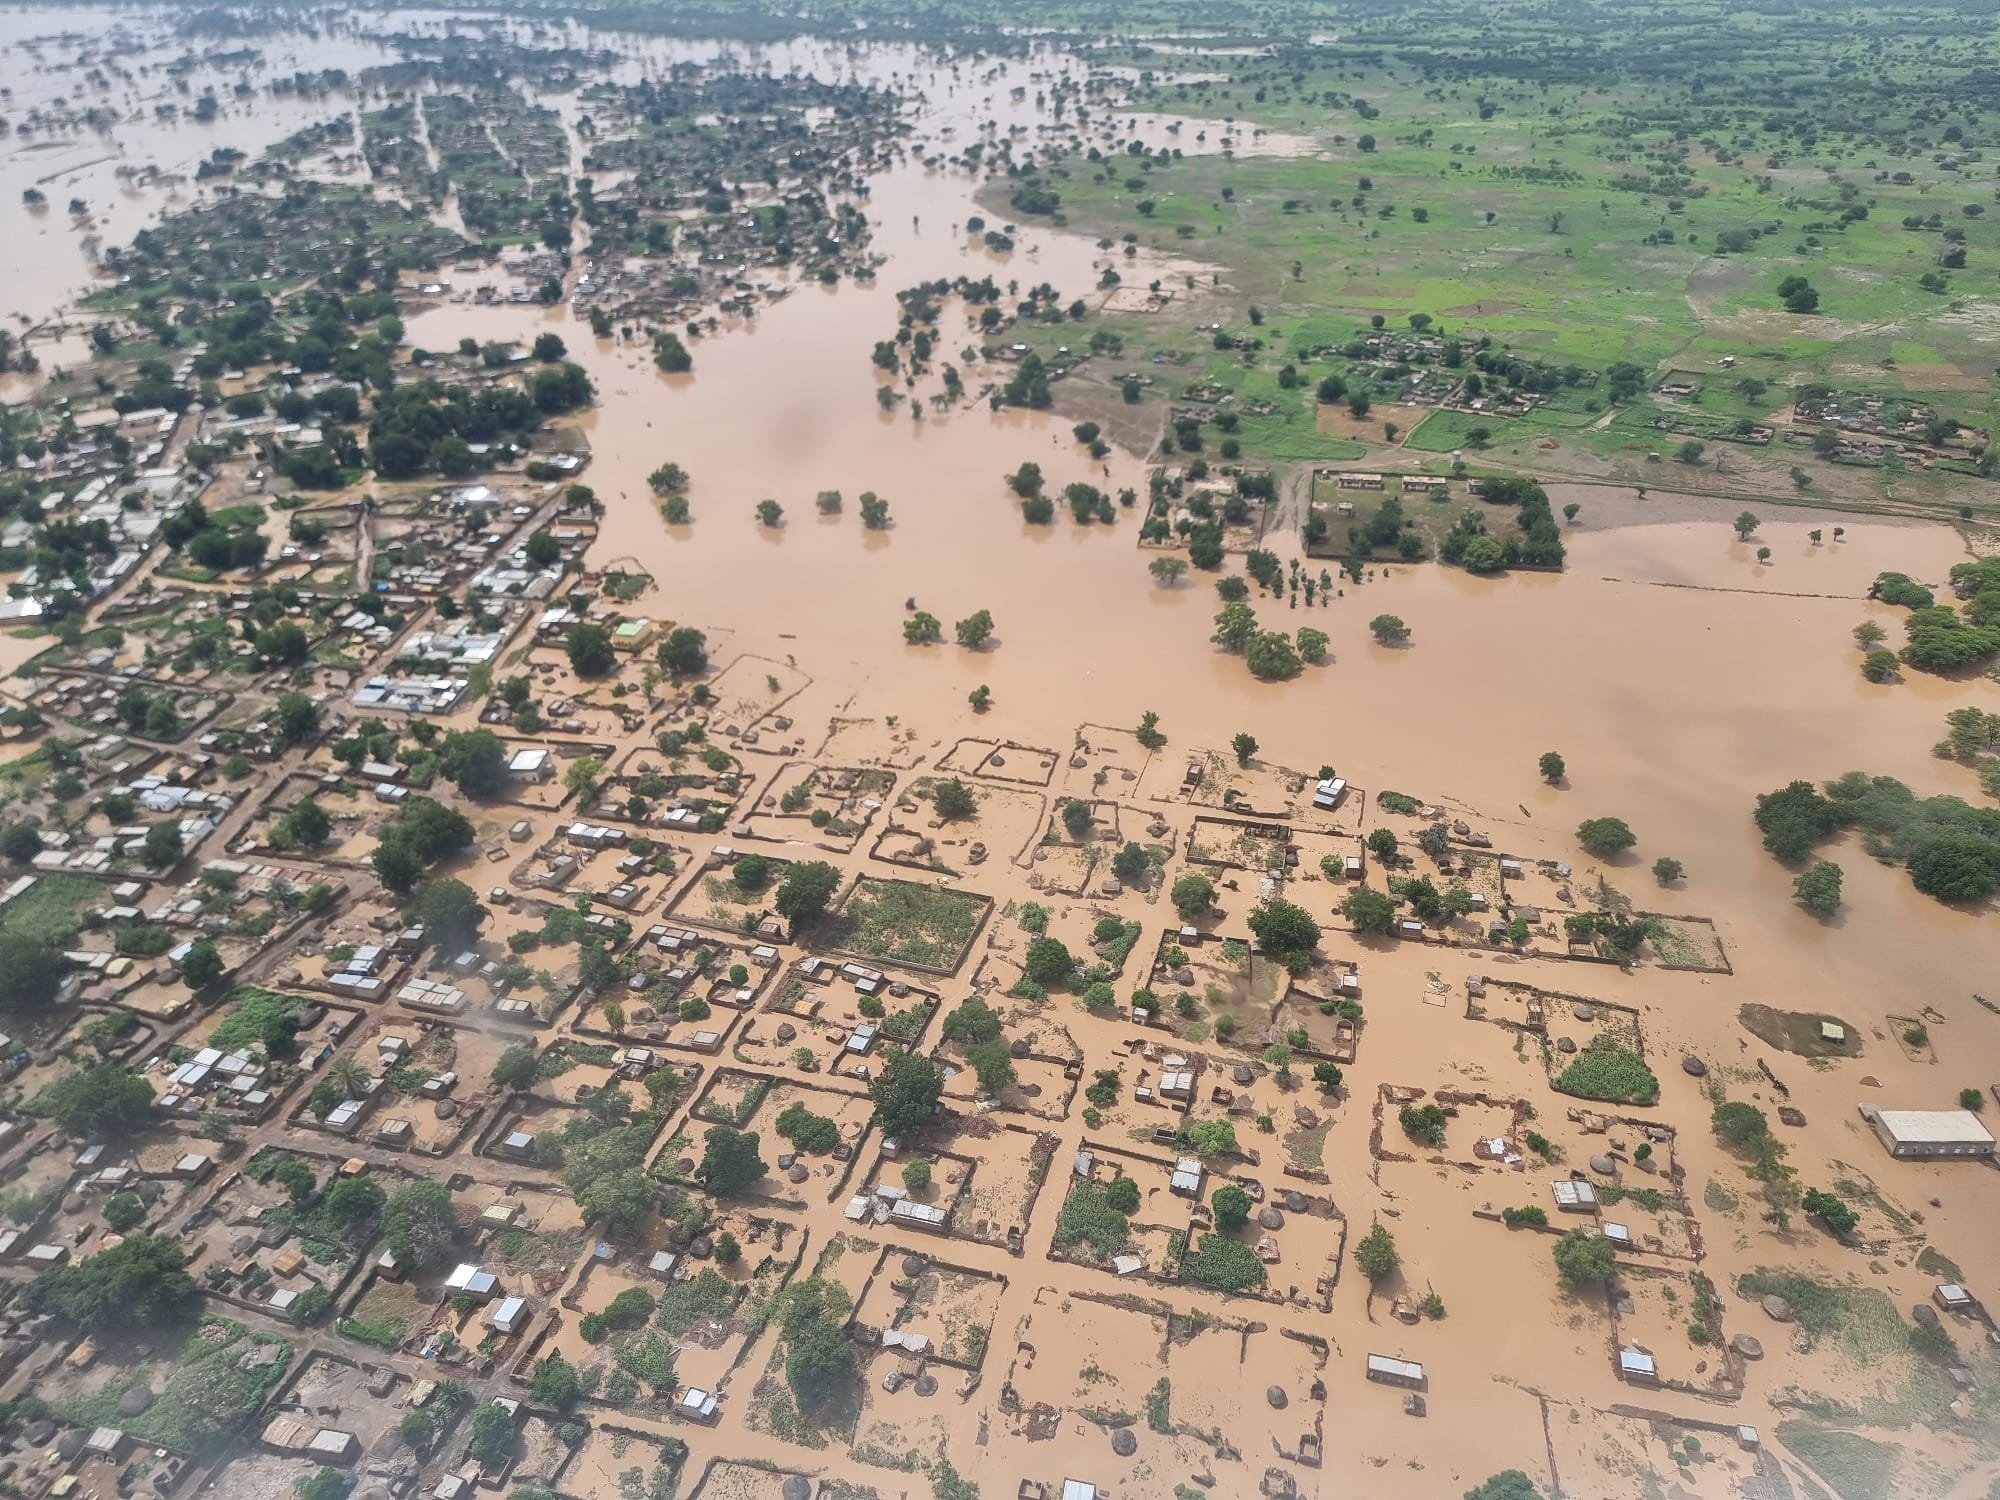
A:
2 7 2000 1500
0 476 1996 1498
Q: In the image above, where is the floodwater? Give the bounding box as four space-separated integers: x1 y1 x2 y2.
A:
9 9 2000 1495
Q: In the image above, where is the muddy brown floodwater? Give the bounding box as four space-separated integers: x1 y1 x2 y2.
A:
10 12 2000 1498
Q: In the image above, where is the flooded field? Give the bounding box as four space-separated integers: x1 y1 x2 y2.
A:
3 6 1999 1500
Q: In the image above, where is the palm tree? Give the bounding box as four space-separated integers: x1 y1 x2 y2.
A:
325 1056 369 1099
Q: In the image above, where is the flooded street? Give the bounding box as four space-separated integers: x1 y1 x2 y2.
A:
6 8 2000 1497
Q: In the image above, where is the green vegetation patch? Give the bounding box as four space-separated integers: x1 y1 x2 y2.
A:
821 878 986 969
1053 1179 1131 1262
51 1318 291 1455
1553 1039 1659 1105
1776 1424 1904 1500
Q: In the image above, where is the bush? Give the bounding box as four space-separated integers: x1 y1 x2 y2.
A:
1501 1205 1548 1229
1399 1102 1447 1146
775 1101 840 1154
1354 1223 1399 1282
1552 1228 1617 1289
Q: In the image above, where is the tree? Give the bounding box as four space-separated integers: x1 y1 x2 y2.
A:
1961 1088 1987 1113
564 756 607 803
1539 752 1566 784
258 622 310 666
1061 798 1093 840
1794 859 1842 915
180 939 224 991
526 1355 580 1409
1104 1176 1140 1214
903 611 941 644
439 729 510 796
648 462 689 495
1341 887 1397 934
372 837 424 895
1465 1473 1545 1500
1802 1188 1859 1238
1354 1223 1400 1283
1171 873 1216 920
1369 613 1409 645
1676 439 1706 465
1552 1227 1617 1289
1367 827 1399 862
1186 1118 1237 1156
1652 857 1684 884
1297 627 1329 664
777 1279 855 1413
859 492 891 529
697 1126 766 1195
1754 780 1842 862
566 623 615 676
20 1233 194 1334
32 1062 154 1137
493 1043 538 1092
468 1402 517 1467
1247 898 1319 966
1032 940 1080 988
1312 1061 1344 1089
1135 710 1166 749
141 820 184 867
275 796 332 850
1112 841 1148 882
1733 511 1760 540
653 331 693 372
966 1039 1017 1095
954 610 995 648
275 692 320 745
775 861 841 930
1211 601 1258 653
871 1051 944 1137
1149 556 1188 587
1232 732 1258 767
1399 1102 1447 1146
658 627 708 677
942 997 1004 1047
0 821 43 864
933 778 976 820
0 929 65 1006
1212 1184 1251 1232
383 1181 457 1269
408 878 487 950
1908 835 2000 902
756 499 784 527
525 531 562 568
1247 631 1302 681
575 1167 654 1237
1576 818 1636 858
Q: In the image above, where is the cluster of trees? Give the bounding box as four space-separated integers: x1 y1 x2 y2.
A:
1438 477 1564 572
365 366 590 478
160 499 270 573
1868 560 2000 674
371 796 475 894
1755 773 2000 904
1209 601 1316 680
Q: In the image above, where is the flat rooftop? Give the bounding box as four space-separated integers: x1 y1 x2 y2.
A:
1873 1109 1996 1144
